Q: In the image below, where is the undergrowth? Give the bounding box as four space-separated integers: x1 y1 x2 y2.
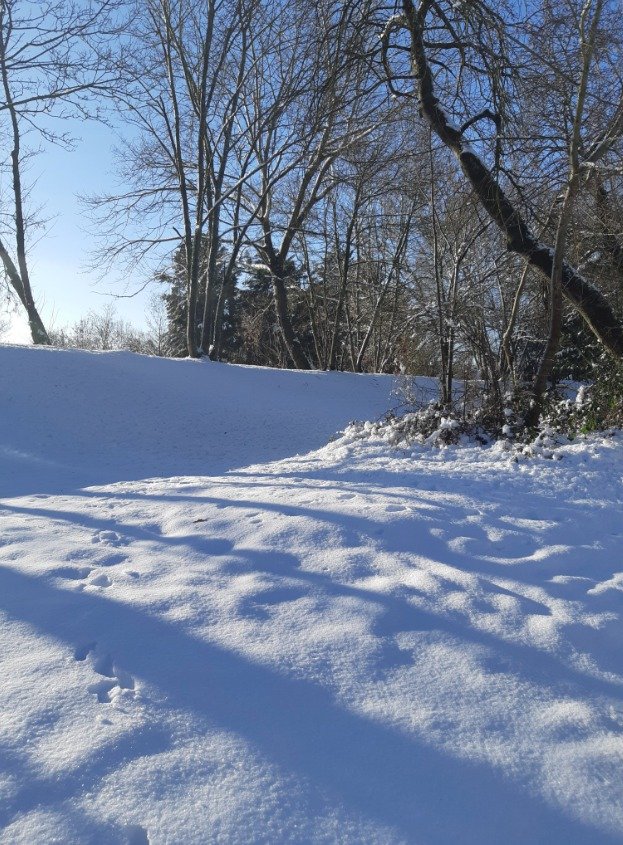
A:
350 362 623 453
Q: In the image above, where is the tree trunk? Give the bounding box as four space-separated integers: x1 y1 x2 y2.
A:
0 238 49 344
186 232 202 358
0 30 49 345
526 0 601 425
271 270 310 370
399 0 623 359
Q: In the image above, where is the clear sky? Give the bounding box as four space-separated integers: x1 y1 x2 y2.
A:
2 118 155 344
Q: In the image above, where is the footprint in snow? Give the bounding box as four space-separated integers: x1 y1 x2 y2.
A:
89 668 135 704
243 584 310 620
193 537 234 556
74 642 97 661
97 552 129 567
66 549 94 561
53 565 93 581
125 825 150 845
52 566 111 589
75 643 135 704
88 573 112 588
91 530 128 547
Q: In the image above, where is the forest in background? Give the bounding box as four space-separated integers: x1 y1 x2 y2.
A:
2 0 623 426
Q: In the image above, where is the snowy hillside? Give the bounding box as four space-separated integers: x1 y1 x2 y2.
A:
0 345 395 496
1 345 622 844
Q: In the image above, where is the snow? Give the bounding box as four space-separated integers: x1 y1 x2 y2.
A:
1 345 622 844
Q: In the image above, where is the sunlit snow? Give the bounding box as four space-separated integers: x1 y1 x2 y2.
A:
0 345 622 844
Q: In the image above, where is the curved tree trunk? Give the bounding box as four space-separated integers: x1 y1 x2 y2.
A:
0 238 49 344
0 29 49 345
397 0 623 359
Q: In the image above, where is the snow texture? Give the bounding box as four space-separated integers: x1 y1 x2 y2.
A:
0 345 622 844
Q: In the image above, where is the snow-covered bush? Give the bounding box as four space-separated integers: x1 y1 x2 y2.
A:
344 400 502 448
538 359 623 436
346 370 622 455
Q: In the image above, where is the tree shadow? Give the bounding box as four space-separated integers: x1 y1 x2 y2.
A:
4 477 621 692
0 565 620 844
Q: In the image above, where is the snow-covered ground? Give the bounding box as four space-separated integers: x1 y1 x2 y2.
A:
1 345 622 844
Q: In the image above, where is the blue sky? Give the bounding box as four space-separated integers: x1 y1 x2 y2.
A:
3 119 155 343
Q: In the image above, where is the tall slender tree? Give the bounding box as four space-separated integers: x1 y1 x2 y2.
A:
0 0 121 343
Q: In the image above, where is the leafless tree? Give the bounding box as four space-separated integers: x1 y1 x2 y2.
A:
0 0 121 344
381 0 623 399
238 0 383 368
88 0 261 357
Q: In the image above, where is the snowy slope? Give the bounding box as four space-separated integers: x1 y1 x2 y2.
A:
0 345 395 496
1 345 622 845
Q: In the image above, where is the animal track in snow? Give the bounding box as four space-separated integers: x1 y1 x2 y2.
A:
194 537 234 556
89 678 119 704
88 667 135 704
66 549 94 561
243 583 310 620
53 565 93 580
91 530 128 547
97 552 129 567
88 573 112 588
93 653 115 677
74 642 97 661
75 642 136 704
125 824 150 845
53 565 111 589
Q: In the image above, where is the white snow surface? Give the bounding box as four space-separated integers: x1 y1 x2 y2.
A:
1 345 622 844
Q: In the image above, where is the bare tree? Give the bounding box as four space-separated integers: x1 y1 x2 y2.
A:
0 0 121 344
239 0 383 368
88 0 261 358
381 0 623 382
527 0 612 422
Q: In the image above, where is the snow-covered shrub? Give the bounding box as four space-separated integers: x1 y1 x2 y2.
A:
537 358 623 436
346 373 621 455
344 401 495 448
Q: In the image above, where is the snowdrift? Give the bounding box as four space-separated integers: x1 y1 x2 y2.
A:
0 345 394 495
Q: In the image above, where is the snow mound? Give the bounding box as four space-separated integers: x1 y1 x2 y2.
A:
0 345 394 495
